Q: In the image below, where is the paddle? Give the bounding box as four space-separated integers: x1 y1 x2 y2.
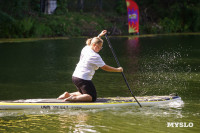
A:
105 34 142 107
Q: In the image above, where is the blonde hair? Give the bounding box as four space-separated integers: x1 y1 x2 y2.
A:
86 37 103 46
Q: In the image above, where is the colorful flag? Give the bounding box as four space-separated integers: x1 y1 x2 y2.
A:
126 0 139 34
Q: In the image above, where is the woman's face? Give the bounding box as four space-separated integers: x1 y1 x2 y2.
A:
92 43 103 53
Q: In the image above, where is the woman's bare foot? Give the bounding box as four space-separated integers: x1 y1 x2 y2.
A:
64 95 74 101
64 94 92 102
57 92 71 99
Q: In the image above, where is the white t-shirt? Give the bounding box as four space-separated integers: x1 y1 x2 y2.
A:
73 45 105 80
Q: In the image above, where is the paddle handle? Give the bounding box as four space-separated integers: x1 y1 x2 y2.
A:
105 34 142 107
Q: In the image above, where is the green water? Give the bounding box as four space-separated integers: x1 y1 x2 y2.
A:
0 35 200 132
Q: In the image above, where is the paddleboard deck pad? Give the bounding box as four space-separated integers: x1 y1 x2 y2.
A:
0 95 181 109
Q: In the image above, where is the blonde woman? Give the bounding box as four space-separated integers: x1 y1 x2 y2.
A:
58 30 123 102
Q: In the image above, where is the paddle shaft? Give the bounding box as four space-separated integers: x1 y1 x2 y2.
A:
105 34 142 107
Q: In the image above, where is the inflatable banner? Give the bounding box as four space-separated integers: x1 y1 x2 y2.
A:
126 0 139 34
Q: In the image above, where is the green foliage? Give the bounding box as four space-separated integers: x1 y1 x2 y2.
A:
55 0 68 15
17 18 34 37
0 0 32 18
0 11 16 38
46 17 67 36
159 17 182 33
183 5 200 32
0 11 15 24
136 0 200 33
33 23 52 37
0 0 199 38
115 0 127 15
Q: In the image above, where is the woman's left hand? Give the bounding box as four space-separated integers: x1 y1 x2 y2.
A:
98 30 107 37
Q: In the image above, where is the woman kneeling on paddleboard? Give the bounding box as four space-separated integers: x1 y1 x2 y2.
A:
57 30 123 102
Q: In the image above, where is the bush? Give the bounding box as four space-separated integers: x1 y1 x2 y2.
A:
159 17 182 33
16 18 34 37
0 11 16 38
33 23 52 37
55 0 68 15
184 6 200 32
115 0 127 15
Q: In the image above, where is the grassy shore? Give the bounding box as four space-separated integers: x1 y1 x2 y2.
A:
1 33 200 44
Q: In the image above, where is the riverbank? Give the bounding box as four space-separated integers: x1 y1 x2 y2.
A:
0 33 200 44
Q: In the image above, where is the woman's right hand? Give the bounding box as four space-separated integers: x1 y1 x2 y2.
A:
117 67 123 72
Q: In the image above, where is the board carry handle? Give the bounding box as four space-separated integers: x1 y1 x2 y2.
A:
105 34 142 107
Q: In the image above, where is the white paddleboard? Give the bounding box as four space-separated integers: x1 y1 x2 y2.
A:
0 95 181 109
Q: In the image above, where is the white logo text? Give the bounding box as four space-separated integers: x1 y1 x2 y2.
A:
167 122 193 127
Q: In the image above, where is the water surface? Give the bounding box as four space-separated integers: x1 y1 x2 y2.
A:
0 35 199 132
